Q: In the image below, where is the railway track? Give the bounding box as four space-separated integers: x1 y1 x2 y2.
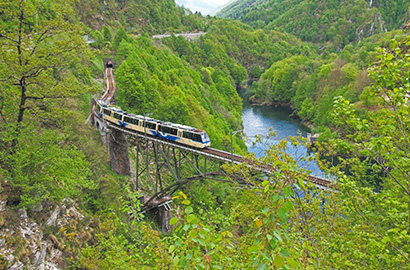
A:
95 62 334 190
102 67 115 103
101 118 334 189
205 147 333 188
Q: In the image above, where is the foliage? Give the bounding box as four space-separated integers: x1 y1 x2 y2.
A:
0 0 96 206
216 0 409 49
309 34 410 267
2 0 410 269
162 19 317 85
248 30 402 128
113 36 245 151
74 0 208 35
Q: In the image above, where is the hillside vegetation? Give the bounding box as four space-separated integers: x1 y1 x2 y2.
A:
75 0 207 34
1 0 410 269
217 0 410 49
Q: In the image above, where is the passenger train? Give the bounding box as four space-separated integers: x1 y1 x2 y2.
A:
94 99 211 148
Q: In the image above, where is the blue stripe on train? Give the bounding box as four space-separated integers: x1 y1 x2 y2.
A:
117 121 128 128
158 132 179 141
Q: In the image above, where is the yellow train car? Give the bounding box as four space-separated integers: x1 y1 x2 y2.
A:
94 99 211 148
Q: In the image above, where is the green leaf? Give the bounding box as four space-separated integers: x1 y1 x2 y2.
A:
269 239 277 250
253 259 259 267
182 200 191 205
261 180 269 186
286 257 299 268
198 238 206 246
173 256 180 266
185 206 193 214
262 207 270 214
273 194 283 202
257 263 267 270
283 186 293 197
277 207 288 223
283 201 293 212
187 214 200 224
274 255 285 268
248 245 260 254
273 231 283 242
170 217 178 225
181 258 187 268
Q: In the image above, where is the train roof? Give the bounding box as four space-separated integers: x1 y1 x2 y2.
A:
94 98 207 134
167 123 206 133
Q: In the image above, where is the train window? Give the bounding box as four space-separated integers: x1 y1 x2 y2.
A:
103 108 111 116
159 125 178 135
144 122 156 129
96 103 101 112
193 133 201 142
201 133 210 142
124 116 138 125
113 112 122 120
159 125 168 133
184 131 200 140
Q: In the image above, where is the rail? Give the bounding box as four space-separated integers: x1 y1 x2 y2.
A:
100 114 333 189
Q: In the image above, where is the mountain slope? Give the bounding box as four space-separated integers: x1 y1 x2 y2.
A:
216 0 410 48
75 0 206 34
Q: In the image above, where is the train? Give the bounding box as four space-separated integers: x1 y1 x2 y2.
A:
94 99 211 148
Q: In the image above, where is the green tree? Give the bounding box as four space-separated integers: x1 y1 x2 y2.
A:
250 65 261 78
92 30 104 49
0 0 89 146
103 26 112 45
157 95 189 124
0 0 93 206
112 27 128 50
316 36 410 266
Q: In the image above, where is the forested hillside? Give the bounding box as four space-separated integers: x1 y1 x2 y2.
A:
75 0 206 34
162 19 316 84
112 36 245 150
217 0 410 48
1 0 410 268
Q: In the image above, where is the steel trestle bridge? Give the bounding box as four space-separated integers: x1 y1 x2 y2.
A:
90 59 333 231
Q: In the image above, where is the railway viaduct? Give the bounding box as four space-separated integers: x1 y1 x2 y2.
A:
89 59 333 232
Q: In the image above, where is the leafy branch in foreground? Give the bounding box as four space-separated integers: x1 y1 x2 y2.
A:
313 35 410 267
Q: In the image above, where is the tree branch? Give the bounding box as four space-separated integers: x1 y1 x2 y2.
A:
0 33 18 44
26 95 65 100
349 189 410 264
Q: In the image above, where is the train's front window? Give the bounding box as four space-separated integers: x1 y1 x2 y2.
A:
201 133 209 142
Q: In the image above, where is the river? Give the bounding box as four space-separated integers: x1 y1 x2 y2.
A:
241 97 326 178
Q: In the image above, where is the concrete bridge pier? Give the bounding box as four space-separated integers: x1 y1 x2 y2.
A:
108 128 131 176
157 206 171 232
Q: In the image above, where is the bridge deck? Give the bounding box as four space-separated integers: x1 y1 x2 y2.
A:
101 118 334 189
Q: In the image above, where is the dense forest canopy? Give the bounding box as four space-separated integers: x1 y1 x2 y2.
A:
75 0 207 34
217 0 410 49
1 0 410 269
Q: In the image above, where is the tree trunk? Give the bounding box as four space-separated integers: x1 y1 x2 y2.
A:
11 79 27 150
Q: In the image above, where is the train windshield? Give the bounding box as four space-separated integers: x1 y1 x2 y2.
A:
201 133 210 142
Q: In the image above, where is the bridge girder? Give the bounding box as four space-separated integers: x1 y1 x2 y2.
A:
128 133 252 211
